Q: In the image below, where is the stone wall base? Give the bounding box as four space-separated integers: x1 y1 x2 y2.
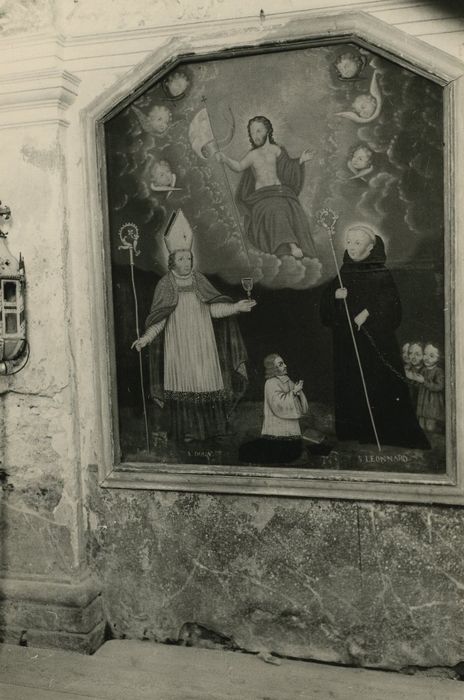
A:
0 574 105 654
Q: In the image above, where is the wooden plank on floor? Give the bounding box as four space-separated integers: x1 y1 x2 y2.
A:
0 680 108 700
1 642 463 700
94 641 464 700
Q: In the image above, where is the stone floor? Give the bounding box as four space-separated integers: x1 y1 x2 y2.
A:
0 640 463 699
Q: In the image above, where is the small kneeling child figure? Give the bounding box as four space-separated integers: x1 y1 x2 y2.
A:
416 342 445 434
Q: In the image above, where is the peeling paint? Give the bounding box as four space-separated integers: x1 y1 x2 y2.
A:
18 473 64 512
0 0 53 35
21 143 63 173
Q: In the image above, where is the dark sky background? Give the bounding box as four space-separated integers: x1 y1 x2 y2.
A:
105 41 445 411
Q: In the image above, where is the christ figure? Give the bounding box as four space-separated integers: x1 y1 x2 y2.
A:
216 116 316 259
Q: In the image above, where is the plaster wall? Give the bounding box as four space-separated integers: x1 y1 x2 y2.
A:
1 0 464 668
0 122 81 575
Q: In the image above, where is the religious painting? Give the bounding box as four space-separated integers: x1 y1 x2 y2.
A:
103 41 448 477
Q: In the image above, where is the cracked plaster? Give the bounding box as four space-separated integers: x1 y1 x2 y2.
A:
2 393 75 473
0 499 75 577
0 0 415 38
0 0 254 36
0 0 54 36
54 0 307 34
0 122 84 580
21 143 64 174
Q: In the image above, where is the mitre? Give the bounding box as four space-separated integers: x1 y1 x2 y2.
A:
164 209 193 253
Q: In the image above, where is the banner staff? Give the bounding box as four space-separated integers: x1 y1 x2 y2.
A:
317 208 381 452
201 96 252 270
119 223 150 453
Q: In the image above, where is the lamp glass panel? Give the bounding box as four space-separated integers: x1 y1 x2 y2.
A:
5 313 17 334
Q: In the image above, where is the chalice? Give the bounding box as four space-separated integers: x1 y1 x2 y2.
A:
241 277 254 300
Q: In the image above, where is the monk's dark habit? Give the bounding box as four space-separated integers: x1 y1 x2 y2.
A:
320 236 430 450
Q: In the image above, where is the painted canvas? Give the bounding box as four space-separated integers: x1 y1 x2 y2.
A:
104 41 447 474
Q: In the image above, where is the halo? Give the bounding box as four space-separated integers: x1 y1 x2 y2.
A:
233 101 290 152
343 221 380 245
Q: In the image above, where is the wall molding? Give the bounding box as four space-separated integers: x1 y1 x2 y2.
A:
0 3 462 77
0 574 105 653
0 67 80 128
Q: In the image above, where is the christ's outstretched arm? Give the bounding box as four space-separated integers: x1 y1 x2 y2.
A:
216 150 253 172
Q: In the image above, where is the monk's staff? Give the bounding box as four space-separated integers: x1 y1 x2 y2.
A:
118 223 150 453
201 96 252 270
317 208 381 452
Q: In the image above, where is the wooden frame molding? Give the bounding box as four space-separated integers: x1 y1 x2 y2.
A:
81 11 464 503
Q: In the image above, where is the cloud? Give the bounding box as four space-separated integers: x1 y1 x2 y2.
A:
358 172 398 218
248 251 322 290
109 45 444 279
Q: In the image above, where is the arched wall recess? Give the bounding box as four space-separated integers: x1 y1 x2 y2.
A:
81 11 464 503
